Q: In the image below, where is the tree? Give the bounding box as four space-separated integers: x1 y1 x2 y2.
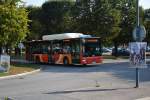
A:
26 6 43 40
0 0 29 54
71 0 121 42
26 0 75 40
112 0 136 44
107 0 137 56
93 0 121 39
144 8 150 44
40 0 74 36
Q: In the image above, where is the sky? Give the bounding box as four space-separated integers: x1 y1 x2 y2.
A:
139 0 150 9
23 0 48 7
23 0 150 9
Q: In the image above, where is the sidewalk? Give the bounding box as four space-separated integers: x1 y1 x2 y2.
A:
103 58 150 64
103 59 129 63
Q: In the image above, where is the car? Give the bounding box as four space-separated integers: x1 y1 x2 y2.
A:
102 47 111 52
112 48 130 56
146 46 150 52
102 47 112 55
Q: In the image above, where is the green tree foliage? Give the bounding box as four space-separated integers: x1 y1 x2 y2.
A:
93 0 121 40
26 6 43 40
106 0 137 56
144 9 150 43
41 0 74 35
71 0 121 43
26 0 74 40
26 0 137 46
0 0 29 48
113 0 136 44
26 0 147 48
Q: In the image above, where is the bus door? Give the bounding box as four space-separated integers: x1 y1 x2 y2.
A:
51 40 63 64
71 39 80 64
48 43 52 63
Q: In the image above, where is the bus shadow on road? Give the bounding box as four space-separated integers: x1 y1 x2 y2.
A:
40 63 100 71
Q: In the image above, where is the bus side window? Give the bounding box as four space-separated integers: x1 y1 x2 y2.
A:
63 45 71 53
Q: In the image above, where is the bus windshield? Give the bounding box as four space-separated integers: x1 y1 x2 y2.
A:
83 41 101 57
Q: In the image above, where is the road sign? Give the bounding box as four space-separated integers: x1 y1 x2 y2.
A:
18 42 24 49
129 42 147 68
133 25 146 41
0 55 10 72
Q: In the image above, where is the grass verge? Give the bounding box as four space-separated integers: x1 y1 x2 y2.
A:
0 72 8 77
0 62 40 77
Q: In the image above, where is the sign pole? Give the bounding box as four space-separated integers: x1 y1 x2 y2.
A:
135 0 139 88
136 0 140 27
131 0 147 88
135 67 139 88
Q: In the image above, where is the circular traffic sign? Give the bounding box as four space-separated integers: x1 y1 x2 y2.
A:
18 43 24 49
133 25 146 41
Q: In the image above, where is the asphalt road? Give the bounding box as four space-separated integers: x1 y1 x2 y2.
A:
0 60 150 100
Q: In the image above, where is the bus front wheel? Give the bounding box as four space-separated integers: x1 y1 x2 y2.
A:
35 56 40 64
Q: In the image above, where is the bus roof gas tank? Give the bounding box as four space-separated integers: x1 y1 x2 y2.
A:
42 33 91 41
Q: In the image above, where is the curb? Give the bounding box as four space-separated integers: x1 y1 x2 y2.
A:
0 69 41 80
136 97 150 100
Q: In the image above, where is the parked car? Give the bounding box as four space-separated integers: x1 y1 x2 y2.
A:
146 46 150 52
102 47 112 55
102 47 111 53
112 48 130 56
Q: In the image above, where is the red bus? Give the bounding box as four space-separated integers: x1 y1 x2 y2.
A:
25 33 103 65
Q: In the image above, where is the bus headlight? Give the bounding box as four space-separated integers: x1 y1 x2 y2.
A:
82 59 86 62
82 58 87 64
